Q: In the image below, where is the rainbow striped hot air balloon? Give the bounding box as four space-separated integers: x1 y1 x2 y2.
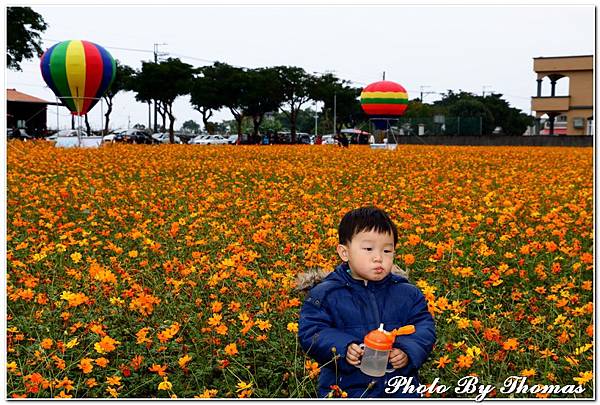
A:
360 81 408 118
40 40 116 116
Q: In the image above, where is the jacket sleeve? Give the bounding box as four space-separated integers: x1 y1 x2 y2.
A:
392 288 436 371
298 295 361 373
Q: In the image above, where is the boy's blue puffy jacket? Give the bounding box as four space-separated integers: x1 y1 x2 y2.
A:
298 262 436 398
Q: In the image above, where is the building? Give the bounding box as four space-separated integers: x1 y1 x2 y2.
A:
7 89 59 136
531 55 593 135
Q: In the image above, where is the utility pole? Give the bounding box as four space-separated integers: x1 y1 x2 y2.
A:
314 101 318 137
383 71 386 80
420 85 433 103
153 43 168 132
333 93 337 136
482 85 492 97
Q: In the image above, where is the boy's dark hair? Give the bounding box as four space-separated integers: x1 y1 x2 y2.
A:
338 206 398 246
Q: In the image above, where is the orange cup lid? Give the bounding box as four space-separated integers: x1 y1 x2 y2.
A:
364 328 394 350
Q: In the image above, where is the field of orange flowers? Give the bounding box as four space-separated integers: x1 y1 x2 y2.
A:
6 141 593 398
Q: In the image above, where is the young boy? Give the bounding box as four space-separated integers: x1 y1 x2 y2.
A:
298 206 436 398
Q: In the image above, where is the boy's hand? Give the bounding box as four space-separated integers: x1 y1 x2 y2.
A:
346 343 364 366
389 348 409 369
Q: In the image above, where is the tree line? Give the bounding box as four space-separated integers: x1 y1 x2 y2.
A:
8 6 534 143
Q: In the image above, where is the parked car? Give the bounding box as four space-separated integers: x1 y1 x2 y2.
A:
45 129 81 142
114 129 159 144
8 128 34 141
191 134 228 145
152 132 182 144
321 134 337 145
227 134 239 144
189 134 210 144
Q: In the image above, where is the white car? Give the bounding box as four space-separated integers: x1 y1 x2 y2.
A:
46 129 81 141
152 132 182 144
189 134 209 144
191 134 228 145
321 134 337 145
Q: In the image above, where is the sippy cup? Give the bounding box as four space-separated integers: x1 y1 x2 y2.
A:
358 323 417 377
359 323 395 377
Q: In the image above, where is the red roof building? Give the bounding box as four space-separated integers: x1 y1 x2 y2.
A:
7 88 59 136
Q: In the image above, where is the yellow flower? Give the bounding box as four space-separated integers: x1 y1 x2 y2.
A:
106 375 122 386
287 322 298 333
236 381 252 392
178 354 192 369
257 319 272 331
208 313 222 326
195 389 218 398
520 368 536 378
7 362 17 373
158 377 173 391
70 252 82 263
466 346 481 358
65 337 79 349
106 386 119 398
573 371 593 385
128 250 138 258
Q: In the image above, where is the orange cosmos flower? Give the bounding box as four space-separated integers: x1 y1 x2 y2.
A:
78 358 94 374
502 338 518 351
95 357 109 368
40 338 53 350
224 343 238 356
403 254 415 266
436 356 451 369
94 336 120 354
131 354 144 371
456 355 473 369
149 363 167 376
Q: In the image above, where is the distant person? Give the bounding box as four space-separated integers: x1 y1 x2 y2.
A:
339 134 349 148
369 134 375 144
315 135 323 145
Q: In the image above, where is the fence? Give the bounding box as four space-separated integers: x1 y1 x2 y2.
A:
388 117 483 137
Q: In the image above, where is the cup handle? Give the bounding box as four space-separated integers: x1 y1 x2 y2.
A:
355 343 365 368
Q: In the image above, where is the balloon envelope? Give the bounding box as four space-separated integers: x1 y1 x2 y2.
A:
360 80 408 117
40 40 116 116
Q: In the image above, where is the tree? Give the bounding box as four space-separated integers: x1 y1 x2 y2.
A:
181 120 200 133
190 66 226 134
274 66 316 143
7 7 48 71
206 62 247 138
434 91 533 135
102 60 135 134
479 94 533 135
130 58 195 142
242 67 285 140
313 74 365 133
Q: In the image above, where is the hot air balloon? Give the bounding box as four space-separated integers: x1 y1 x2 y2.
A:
40 40 116 116
360 80 408 122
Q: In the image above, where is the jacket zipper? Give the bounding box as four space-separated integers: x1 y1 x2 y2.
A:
366 285 380 326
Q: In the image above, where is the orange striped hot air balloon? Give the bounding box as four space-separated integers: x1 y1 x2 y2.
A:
360 81 408 118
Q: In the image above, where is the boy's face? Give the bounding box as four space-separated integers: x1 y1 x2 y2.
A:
337 229 395 282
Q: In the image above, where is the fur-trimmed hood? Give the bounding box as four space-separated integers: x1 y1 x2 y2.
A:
295 263 409 293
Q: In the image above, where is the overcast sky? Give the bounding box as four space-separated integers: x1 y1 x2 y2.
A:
6 5 595 131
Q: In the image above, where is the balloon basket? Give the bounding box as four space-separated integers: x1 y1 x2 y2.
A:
368 118 400 145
